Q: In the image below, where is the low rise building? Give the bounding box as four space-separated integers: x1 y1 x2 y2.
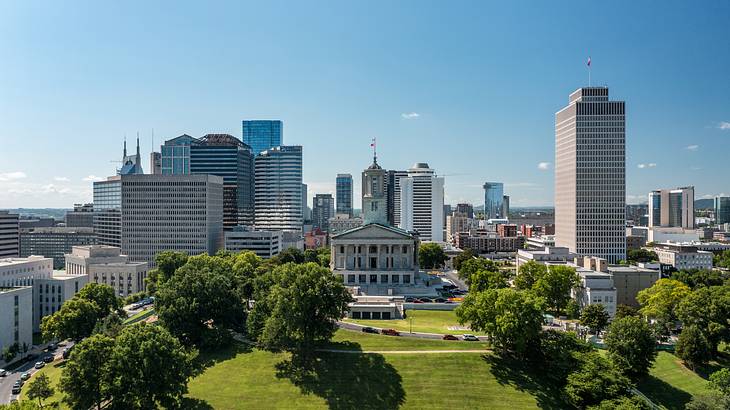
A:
346 295 405 320
20 227 97 269
65 246 147 297
626 234 646 250
454 230 524 256
0 286 33 356
35 272 88 331
629 226 700 244
65 203 94 228
328 214 364 235
224 227 282 258
516 246 578 268
713 231 730 242
304 228 328 249
496 224 518 238
607 266 661 307
525 235 556 250
572 266 617 318
653 242 713 270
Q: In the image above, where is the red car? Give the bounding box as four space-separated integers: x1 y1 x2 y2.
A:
442 334 458 340
381 328 400 336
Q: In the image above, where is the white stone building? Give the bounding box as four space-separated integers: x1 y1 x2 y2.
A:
0 286 33 356
652 242 713 270
224 227 282 259
65 245 147 297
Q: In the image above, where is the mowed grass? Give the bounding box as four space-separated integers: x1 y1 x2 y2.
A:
345 309 482 335
19 360 67 408
637 351 712 410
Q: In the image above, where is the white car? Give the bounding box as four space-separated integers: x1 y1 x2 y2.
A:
462 334 479 341
0 369 7 377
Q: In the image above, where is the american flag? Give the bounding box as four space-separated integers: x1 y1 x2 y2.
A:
587 57 591 67
370 137 376 148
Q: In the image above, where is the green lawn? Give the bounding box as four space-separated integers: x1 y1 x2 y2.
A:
122 307 155 325
19 360 66 408
345 309 482 335
637 352 712 410
327 328 489 351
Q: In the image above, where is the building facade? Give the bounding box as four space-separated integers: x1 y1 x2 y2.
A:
336 174 353 217
328 214 364 235
715 196 730 225
242 120 283 156
387 170 408 227
65 203 94 228
455 231 525 256
483 182 505 220
312 194 335 232
254 146 303 232
161 134 198 175
648 187 695 229
0 286 32 356
224 227 282 258
65 245 147 297
0 211 19 258
555 87 626 263
19 227 97 269
93 174 224 265
653 242 713 270
399 163 444 242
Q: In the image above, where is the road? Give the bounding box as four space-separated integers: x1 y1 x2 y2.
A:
441 270 468 291
337 321 487 342
0 342 73 404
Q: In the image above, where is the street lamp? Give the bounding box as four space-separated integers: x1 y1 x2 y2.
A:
410 316 413 334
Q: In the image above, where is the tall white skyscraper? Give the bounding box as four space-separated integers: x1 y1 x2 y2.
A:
254 146 303 232
399 163 445 242
555 87 626 263
648 187 695 229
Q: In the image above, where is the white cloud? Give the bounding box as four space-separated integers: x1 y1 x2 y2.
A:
537 162 551 171
401 112 420 120
686 145 699 151
0 171 27 181
82 175 104 182
718 121 730 130
53 176 70 182
637 163 657 169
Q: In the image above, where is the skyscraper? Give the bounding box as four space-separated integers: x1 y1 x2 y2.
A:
648 187 695 229
150 152 161 174
301 183 311 221
93 174 224 265
715 196 730 225
555 87 626 263
387 170 408 226
456 203 474 219
242 120 283 156
312 194 335 231
0 211 19 258
336 174 353 216
119 137 144 175
254 145 303 232
400 163 444 242
483 182 505 220
160 134 198 175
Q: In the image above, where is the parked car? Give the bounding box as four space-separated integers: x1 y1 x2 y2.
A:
462 334 479 341
442 334 458 341
20 373 30 381
405 297 415 302
381 329 400 336
62 346 74 359
419 298 433 303
46 343 57 352
43 355 54 363
412 299 424 304
11 385 21 395
361 327 379 334
0 369 7 377
434 298 446 303
34 362 45 369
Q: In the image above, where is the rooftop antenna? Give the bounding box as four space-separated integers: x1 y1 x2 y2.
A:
123 134 127 158
370 137 377 164
587 56 592 87
151 128 155 152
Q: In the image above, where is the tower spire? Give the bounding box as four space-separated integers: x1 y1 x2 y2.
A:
370 137 377 164
123 136 127 158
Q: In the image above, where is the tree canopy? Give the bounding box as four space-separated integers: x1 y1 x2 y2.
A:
637 278 691 330
677 284 730 355
26 373 55 409
533 265 580 315
627 248 658 264
60 333 115 410
564 352 633 409
514 261 547 291
604 316 657 379
676 324 712 370
580 304 610 335
418 242 447 269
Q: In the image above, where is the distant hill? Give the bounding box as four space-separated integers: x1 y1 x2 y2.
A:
0 208 69 219
695 199 714 210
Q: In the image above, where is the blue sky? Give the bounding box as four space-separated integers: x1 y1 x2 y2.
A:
1 1 728 209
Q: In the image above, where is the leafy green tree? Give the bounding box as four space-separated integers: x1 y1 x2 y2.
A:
418 242 447 269
0 402 44 409
677 285 730 355
274 247 305 264
41 298 99 342
627 248 658 264
93 311 124 338
453 248 475 271
604 316 657 379
713 249 730 269
535 330 592 385
564 352 633 408
26 373 55 408
709 367 730 397
637 278 691 331
514 260 547 291
469 269 509 292
456 288 544 357
60 334 115 410
671 269 726 290
146 250 188 293
76 283 122 318
588 396 650 410
230 251 264 302
457 257 499 282
615 304 639 319
565 299 580 319
685 392 730 410
533 265 579 315
303 249 319 264
106 323 192 409
676 325 712 370
580 304 610 335
249 263 352 354
156 254 246 348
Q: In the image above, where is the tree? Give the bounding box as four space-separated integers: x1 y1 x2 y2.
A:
456 288 544 357
26 373 55 408
588 396 649 410
535 330 592 385
60 334 115 410
76 283 122 318
714 249 730 269
709 368 730 397
627 248 658 264
469 269 509 292
249 263 352 354
676 325 712 370
41 298 99 342
685 392 730 410
615 304 639 319
106 323 192 409
564 352 633 408
677 285 730 355
514 260 547 291
274 247 305 264
604 316 657 379
303 249 319 264
457 257 499 282
453 248 475 271
637 278 691 331
156 254 246 348
533 265 579 315
146 250 188 293
565 299 580 319
580 304 610 335
671 269 726 290
418 242 447 270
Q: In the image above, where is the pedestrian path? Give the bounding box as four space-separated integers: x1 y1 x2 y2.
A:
316 349 490 354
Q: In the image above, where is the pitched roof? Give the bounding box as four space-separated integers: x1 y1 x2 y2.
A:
331 222 416 239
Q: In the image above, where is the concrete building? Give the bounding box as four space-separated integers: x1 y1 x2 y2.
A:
345 295 405 320
0 286 32 356
35 272 88 330
399 163 444 242
254 146 303 233
555 87 626 263
716 196 730 225
648 187 695 229
525 235 556 250
497 224 518 238
224 227 282 259
454 231 525 257
502 195 510 219
653 242 713 270
93 174 224 265
387 170 408 227
626 234 646 250
0 211 20 258
628 226 700 244
336 174 353 217
64 246 146 297
150 152 162 175
608 266 660 307
483 182 505 220
328 214 363 235
516 246 579 268
714 231 730 242
455 203 474 219
302 183 311 222
19 227 97 269
242 120 283 156
446 212 474 244
312 194 335 232
65 203 95 228
572 265 617 318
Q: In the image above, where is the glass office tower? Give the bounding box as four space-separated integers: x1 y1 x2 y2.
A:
336 174 353 217
242 120 283 156
483 182 505 220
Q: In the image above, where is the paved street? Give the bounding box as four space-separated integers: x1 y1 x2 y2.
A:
441 270 468 291
0 343 72 405
338 321 487 341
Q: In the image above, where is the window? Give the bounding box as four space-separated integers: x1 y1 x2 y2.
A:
370 257 377 269
352 311 361 319
403 275 411 284
380 274 388 283
372 312 381 320
402 245 408 253
370 274 377 283
392 275 400 284
359 274 367 283
348 274 355 283
369 245 377 253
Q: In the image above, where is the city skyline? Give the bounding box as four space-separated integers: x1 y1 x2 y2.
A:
2 1 730 209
